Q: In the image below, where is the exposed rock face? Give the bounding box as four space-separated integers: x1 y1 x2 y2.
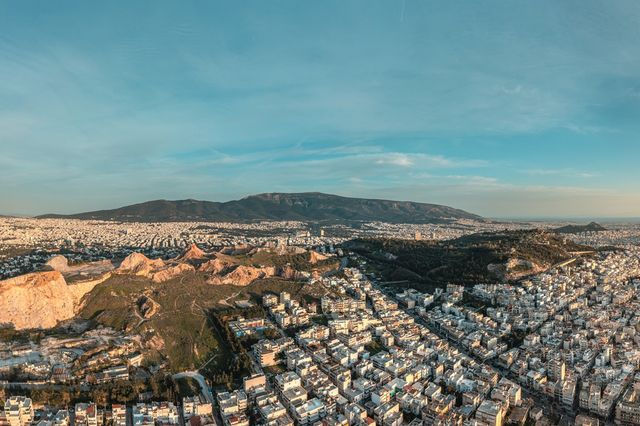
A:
118 253 166 276
204 263 315 286
137 294 160 319
198 246 335 286
117 252 195 283
178 243 207 261
278 265 308 281
207 265 276 286
488 258 545 281
0 271 110 330
309 251 328 264
45 255 116 279
45 255 70 271
261 245 306 256
504 258 545 280
150 263 195 283
198 258 234 274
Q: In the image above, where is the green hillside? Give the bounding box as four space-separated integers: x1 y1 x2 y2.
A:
79 272 332 373
344 230 593 290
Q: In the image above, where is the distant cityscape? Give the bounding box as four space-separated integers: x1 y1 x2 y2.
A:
0 217 529 280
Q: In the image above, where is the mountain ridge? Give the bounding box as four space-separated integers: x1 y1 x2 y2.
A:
554 221 607 234
37 192 482 223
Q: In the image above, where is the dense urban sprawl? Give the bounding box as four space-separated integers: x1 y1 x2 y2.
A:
2 219 640 426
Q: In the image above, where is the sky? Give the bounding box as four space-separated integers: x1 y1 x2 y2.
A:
1 1 640 218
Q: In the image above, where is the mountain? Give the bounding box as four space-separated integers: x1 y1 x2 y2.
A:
554 221 607 234
38 192 482 223
343 230 593 289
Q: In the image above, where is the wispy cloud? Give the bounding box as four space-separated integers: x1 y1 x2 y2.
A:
1 1 639 216
562 124 618 135
375 153 413 167
523 169 599 178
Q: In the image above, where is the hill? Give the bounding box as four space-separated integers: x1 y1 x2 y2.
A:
0 244 339 372
38 192 482 223
343 230 593 290
554 221 607 234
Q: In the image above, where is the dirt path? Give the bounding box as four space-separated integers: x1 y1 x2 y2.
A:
218 291 240 307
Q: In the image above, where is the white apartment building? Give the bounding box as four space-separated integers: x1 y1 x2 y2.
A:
4 397 33 426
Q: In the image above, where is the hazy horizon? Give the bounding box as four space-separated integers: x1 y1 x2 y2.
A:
3 192 640 222
2 1 640 217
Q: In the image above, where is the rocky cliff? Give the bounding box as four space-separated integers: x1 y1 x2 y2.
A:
116 252 195 283
0 270 110 330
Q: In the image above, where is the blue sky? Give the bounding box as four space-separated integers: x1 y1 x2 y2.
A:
1 1 640 218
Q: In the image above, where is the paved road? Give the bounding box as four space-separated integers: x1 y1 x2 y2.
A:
172 371 214 404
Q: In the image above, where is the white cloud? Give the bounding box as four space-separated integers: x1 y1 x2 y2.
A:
523 169 599 178
375 153 413 167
